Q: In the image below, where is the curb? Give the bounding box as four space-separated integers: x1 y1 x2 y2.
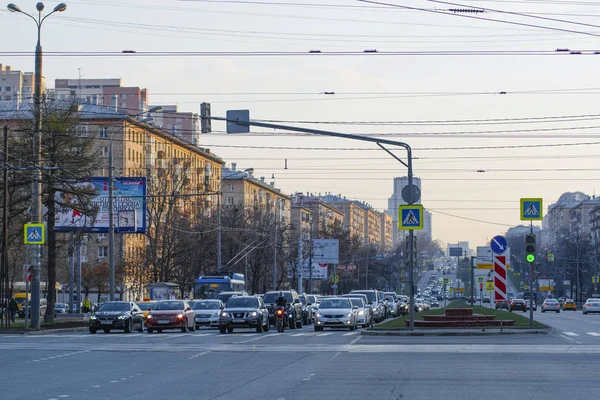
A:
361 328 551 336
23 327 89 335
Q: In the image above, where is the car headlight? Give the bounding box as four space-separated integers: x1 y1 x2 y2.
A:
249 311 257 317
90 315 97 320
372 307 377 312
315 313 323 318
221 311 228 317
176 314 184 319
358 310 365 316
147 314 153 319
118 315 128 320
345 312 353 317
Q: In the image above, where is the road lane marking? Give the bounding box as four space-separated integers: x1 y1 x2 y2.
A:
586 332 600 336
292 333 308 337
25 350 89 364
563 332 579 336
342 332 359 336
189 351 211 360
350 335 363 345
317 332 333 336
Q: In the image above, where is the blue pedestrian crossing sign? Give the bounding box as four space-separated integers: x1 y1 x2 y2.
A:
398 205 423 230
24 223 45 245
520 198 543 221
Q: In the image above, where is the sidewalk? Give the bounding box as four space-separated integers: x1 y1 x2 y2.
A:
362 327 551 336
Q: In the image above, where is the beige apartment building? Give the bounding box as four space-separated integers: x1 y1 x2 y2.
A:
363 207 382 247
290 193 344 239
0 64 43 103
380 212 393 252
221 165 290 224
291 205 313 241
78 103 223 300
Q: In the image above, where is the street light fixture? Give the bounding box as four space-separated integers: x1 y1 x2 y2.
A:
7 1 67 330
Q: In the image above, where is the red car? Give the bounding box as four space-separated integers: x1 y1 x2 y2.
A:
146 300 195 333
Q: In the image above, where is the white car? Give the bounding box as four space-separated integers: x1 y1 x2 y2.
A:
583 299 600 315
541 299 560 313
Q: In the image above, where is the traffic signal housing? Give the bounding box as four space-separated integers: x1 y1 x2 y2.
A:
525 234 536 263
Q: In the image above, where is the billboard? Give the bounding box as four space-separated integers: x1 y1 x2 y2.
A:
312 239 339 264
477 246 511 269
287 260 328 280
55 177 147 233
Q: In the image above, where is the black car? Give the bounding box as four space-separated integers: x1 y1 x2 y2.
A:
219 296 269 334
495 300 509 310
89 301 145 334
509 298 527 312
262 290 303 329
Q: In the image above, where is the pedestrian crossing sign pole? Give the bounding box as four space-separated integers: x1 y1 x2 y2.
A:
398 205 424 230
24 223 45 245
520 198 543 221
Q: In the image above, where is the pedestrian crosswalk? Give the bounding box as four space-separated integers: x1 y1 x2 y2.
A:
562 331 600 337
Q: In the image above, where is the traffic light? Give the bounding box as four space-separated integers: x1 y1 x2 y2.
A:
525 234 536 263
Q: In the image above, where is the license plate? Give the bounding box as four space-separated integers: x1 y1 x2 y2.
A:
158 320 170 324
329 319 338 322
195 318 206 322
233 319 245 323
100 320 112 325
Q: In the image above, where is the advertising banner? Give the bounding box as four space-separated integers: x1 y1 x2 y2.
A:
55 177 147 233
287 260 328 280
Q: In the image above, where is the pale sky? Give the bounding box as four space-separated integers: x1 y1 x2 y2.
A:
3 0 600 248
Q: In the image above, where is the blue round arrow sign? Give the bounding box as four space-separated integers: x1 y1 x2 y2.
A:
491 235 508 254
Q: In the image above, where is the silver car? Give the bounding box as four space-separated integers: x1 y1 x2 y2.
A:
583 299 600 314
314 298 358 331
342 294 373 328
191 299 223 329
541 299 560 313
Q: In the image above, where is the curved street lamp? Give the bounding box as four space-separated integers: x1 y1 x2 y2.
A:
7 2 67 330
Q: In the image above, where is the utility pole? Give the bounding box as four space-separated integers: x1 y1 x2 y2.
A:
297 236 303 294
108 135 115 300
2 126 8 328
216 192 222 273
68 232 74 313
272 199 280 291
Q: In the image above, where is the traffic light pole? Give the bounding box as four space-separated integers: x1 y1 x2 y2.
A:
529 221 534 327
211 114 415 329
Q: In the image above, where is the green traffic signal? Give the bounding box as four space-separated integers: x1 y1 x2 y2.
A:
525 234 536 264
526 254 535 263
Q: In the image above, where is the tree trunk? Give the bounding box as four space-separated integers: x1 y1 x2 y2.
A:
44 187 56 323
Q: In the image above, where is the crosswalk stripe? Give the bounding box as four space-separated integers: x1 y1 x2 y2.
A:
586 332 600 337
317 332 333 337
342 332 359 336
563 332 579 336
291 333 308 337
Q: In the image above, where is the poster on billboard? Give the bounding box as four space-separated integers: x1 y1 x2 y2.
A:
312 239 339 264
287 259 328 280
55 177 147 233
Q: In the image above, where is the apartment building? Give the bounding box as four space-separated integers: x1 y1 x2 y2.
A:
149 104 200 146
54 77 148 115
0 64 43 103
291 205 313 241
380 212 393 252
221 164 290 224
318 194 366 240
290 193 344 239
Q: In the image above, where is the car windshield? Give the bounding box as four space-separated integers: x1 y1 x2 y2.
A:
319 299 351 309
300 297 307 304
349 298 364 307
217 293 237 303
227 297 259 308
351 291 376 303
191 301 221 310
153 301 185 311
136 302 156 310
546 300 559 303
308 295 317 303
385 294 397 301
99 302 130 312
55 303 66 308
263 292 293 304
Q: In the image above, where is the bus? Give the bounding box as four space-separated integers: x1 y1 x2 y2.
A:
194 273 245 299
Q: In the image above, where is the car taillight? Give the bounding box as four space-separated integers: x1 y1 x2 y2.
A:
276 310 283 316
586 303 591 307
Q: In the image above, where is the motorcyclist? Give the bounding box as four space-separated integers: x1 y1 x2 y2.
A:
275 292 288 326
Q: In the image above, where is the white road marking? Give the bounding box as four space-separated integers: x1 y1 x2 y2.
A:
110 381 118 383
25 350 89 364
317 332 333 337
342 332 359 336
193 333 215 337
586 332 600 337
563 332 579 336
92 386 101 388
58 395 70 398
292 333 308 337
331 352 342 360
188 351 211 360
350 335 363 345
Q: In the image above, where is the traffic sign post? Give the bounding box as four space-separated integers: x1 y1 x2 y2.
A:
478 276 484 284
398 205 423 230
520 198 543 221
592 276 600 284
24 223 45 245
491 235 508 255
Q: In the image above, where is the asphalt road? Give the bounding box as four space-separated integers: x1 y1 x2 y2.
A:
3 317 600 400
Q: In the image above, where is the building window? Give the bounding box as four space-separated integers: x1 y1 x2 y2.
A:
98 246 108 259
5 87 11 92
99 127 108 138
98 233 107 239
75 125 88 137
101 146 109 157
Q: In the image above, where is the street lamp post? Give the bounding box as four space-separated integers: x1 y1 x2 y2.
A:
273 198 283 291
8 2 67 329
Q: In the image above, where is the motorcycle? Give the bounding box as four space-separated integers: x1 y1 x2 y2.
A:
275 306 286 333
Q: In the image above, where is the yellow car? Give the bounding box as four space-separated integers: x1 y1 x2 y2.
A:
562 299 577 311
136 301 157 322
